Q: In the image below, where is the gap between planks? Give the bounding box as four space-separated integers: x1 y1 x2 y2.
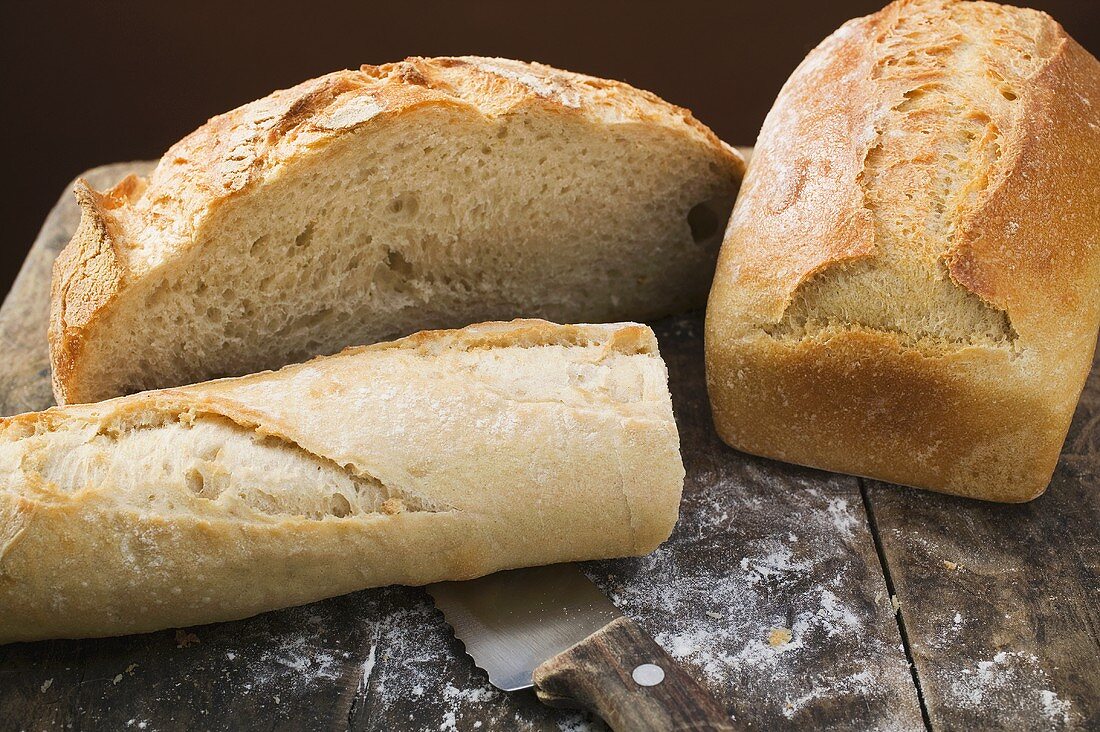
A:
859 478 934 732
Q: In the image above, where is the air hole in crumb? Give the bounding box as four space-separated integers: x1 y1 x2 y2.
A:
384 249 416 277
389 193 419 215
185 468 205 496
299 308 333 329
1000 87 1018 101
329 493 352 518
295 222 316 248
249 235 270 254
688 202 720 244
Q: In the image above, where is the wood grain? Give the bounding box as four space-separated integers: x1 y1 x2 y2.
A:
864 344 1100 731
533 617 735 731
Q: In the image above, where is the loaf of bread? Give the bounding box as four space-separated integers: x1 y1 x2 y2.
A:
1 320 683 643
50 56 744 405
705 0 1099 501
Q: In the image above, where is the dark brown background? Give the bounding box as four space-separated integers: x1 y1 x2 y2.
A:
1 0 1096 297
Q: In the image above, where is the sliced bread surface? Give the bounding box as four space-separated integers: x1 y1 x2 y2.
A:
50 56 744 404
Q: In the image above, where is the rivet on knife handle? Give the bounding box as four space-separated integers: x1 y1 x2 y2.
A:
531 616 737 732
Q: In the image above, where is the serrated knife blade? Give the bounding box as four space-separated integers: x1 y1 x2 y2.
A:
428 563 621 691
428 563 736 731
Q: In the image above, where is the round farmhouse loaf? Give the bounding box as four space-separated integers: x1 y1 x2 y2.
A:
50 57 743 404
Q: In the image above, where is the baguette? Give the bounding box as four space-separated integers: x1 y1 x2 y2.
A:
1 320 684 643
50 56 744 404
705 0 1100 501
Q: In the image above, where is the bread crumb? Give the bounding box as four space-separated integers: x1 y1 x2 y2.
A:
768 627 793 646
40 679 53 692
705 611 722 620
943 560 963 571
175 630 200 648
890 595 901 612
381 498 405 515
126 663 138 674
113 674 123 684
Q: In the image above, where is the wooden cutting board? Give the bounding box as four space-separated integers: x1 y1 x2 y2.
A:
0 164 1096 731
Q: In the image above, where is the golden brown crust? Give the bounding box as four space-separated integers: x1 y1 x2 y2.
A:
364 317 659 356
705 0 1100 502
48 180 131 404
946 32 1100 343
3 320 684 642
48 56 743 404
138 56 736 247
711 13 878 329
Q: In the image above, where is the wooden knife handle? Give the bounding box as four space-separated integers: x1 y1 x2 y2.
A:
531 616 736 731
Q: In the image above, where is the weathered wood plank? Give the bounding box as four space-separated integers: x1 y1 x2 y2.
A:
0 166 921 731
597 319 924 731
865 344 1100 731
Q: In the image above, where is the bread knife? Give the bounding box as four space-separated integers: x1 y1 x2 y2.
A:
428 564 736 731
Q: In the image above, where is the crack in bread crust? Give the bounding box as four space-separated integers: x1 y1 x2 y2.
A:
765 0 1053 351
704 0 1099 503
2 406 452 523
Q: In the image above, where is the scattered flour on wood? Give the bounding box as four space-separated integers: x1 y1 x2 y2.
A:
782 670 875 719
442 682 498 705
826 497 860 540
358 643 376 690
358 597 594 731
739 542 813 587
225 609 352 694
1040 690 1073 727
928 608 970 651
251 634 342 684
944 651 1074 727
585 466 919 729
